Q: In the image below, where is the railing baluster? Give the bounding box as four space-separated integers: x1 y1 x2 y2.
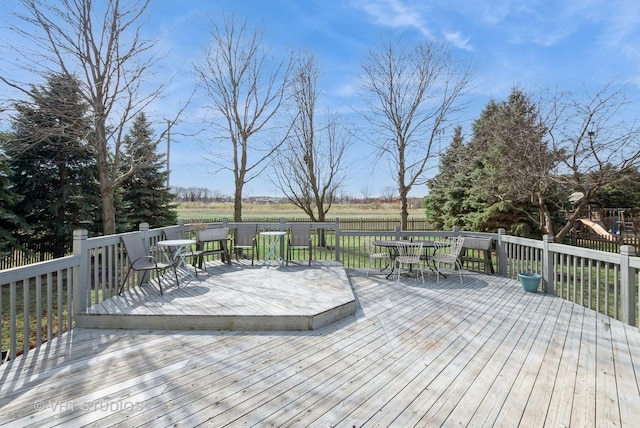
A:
36 274 42 347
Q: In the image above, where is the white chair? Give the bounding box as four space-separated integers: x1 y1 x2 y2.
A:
432 237 465 283
395 241 424 283
364 237 390 276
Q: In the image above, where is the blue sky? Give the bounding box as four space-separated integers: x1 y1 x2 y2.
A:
3 0 640 198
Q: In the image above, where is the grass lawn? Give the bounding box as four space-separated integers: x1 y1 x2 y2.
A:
178 200 425 220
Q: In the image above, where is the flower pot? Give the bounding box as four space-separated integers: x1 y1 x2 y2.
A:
518 272 541 293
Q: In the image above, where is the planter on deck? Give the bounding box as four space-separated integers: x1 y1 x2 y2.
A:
518 272 542 293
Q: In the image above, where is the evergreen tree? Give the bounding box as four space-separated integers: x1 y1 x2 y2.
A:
463 88 554 235
2 73 101 257
594 166 640 210
427 88 556 235
120 113 177 231
0 150 25 259
424 126 470 229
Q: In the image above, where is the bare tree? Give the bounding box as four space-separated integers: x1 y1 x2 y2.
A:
271 53 351 222
360 186 372 203
360 39 473 229
1 0 182 235
381 186 397 203
545 83 640 241
195 15 294 221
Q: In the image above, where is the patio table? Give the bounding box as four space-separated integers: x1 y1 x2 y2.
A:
373 240 446 279
157 239 197 283
260 231 287 266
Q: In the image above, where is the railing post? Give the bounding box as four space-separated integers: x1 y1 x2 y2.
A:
138 223 151 285
279 218 286 260
72 229 89 316
542 234 555 295
620 245 636 326
334 218 341 262
452 226 459 237
394 225 401 240
178 219 185 234
497 228 507 276
139 222 150 251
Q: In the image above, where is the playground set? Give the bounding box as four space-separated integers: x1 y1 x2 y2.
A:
575 208 638 239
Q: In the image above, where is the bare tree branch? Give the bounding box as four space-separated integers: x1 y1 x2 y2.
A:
271 53 351 222
195 14 294 221
360 38 473 228
2 0 184 234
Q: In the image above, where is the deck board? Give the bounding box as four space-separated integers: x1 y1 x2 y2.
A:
1 267 640 427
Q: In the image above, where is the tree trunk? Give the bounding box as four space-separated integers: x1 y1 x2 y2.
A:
101 183 116 235
400 188 409 231
233 182 243 222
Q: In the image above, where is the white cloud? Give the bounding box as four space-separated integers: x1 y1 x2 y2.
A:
351 0 433 38
445 31 473 51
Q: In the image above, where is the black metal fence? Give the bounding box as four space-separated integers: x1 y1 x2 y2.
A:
185 217 432 231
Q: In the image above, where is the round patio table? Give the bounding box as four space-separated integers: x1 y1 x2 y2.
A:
373 240 445 279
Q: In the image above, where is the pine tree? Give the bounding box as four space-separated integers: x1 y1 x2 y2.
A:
2 73 101 258
462 89 553 234
0 150 25 259
424 126 470 229
120 113 177 231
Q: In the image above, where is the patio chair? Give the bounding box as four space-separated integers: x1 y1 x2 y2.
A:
192 227 231 269
119 233 178 296
364 237 390 276
232 223 258 265
394 241 424 283
432 237 465 283
162 227 183 240
286 224 312 266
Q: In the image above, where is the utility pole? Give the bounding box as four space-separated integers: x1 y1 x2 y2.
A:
165 119 172 189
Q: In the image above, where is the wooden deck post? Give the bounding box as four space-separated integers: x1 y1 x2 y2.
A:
72 229 89 315
542 234 555 295
620 245 636 326
279 218 286 260
334 218 341 262
496 228 507 276
394 225 401 240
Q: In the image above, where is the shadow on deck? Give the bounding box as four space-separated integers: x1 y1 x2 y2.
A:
76 260 356 331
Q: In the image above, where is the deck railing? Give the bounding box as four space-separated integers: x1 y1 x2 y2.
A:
2 221 639 362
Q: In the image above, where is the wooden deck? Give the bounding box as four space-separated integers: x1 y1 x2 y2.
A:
1 266 640 426
76 261 356 331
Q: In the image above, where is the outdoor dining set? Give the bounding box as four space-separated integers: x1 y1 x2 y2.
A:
366 237 466 283
119 222 479 296
118 223 313 295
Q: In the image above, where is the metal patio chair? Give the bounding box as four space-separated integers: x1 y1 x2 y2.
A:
394 241 424 283
119 233 178 296
364 237 390 276
432 237 465 283
286 224 312 266
232 223 258 265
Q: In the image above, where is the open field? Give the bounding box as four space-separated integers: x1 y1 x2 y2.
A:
178 200 425 220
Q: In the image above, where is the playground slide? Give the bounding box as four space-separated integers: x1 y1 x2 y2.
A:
578 218 614 238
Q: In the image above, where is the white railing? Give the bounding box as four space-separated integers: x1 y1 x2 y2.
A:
0 254 78 361
499 232 639 326
2 222 639 362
